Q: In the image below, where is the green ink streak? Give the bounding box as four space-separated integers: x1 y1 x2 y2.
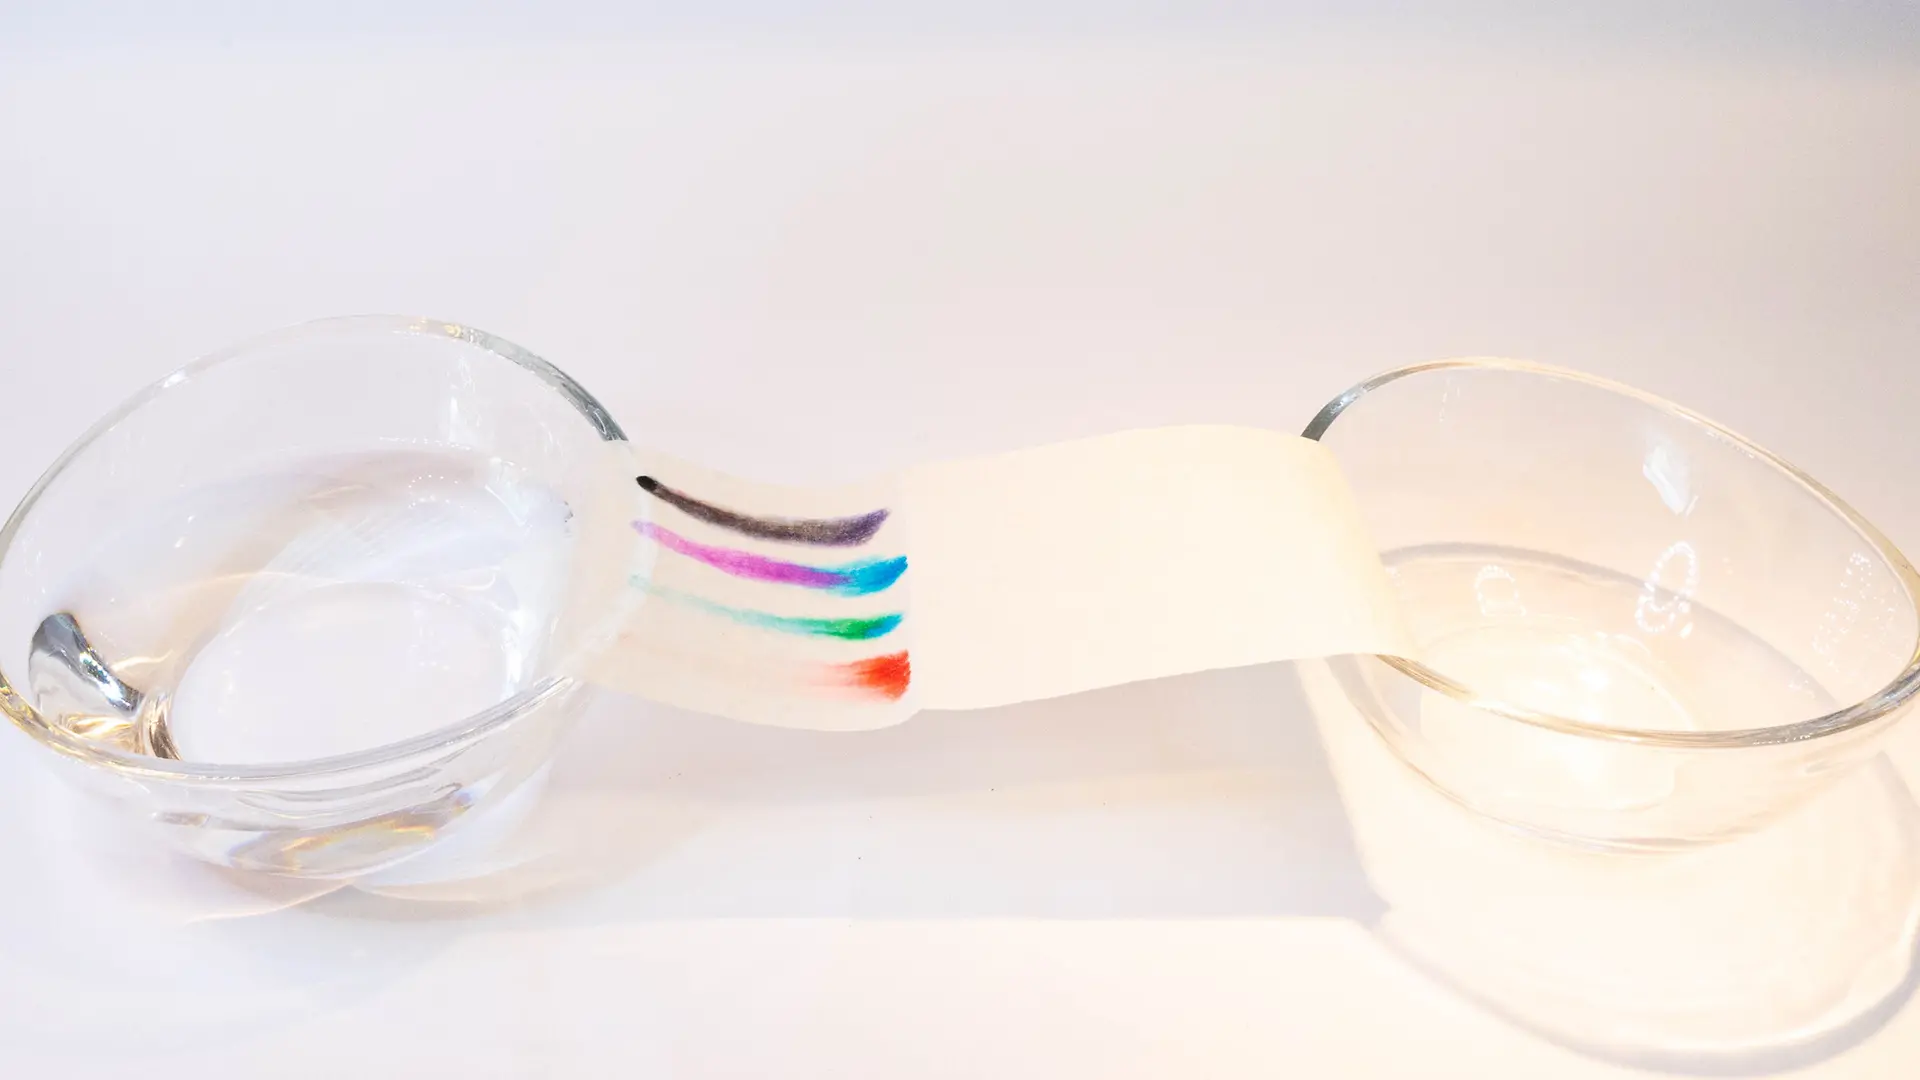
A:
637 581 902 640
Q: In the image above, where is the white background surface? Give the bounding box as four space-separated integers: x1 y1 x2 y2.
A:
3 3 1919 1076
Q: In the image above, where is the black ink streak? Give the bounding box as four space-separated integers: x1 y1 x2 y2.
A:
636 475 889 547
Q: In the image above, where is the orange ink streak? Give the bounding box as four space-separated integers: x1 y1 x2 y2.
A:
840 651 911 700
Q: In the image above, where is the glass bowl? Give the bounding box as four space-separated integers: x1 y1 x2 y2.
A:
1307 358 1920 849
0 316 628 878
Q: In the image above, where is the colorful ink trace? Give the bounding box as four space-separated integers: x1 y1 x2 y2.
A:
630 472 912 710
634 521 906 596
833 651 912 700
637 475 888 546
642 584 903 641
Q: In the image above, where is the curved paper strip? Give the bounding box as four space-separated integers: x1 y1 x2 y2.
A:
579 428 1410 731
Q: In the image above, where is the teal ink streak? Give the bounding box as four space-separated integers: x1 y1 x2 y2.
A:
639 582 903 640
836 557 909 596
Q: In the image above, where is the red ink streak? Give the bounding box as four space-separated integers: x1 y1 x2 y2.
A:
840 651 911 700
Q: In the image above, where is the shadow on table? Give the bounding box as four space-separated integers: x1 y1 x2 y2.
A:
343 660 1383 922
314 656 1920 1075
0 729 457 1057
0 660 1386 1058
1298 659 1920 1077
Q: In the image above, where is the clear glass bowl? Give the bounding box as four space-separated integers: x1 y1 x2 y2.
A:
0 316 626 877
1307 359 1920 849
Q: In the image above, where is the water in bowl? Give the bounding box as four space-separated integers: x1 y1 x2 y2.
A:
1386 542 1841 734
1381 543 1843 820
31 448 577 765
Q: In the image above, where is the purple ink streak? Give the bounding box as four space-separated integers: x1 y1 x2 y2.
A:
633 522 906 596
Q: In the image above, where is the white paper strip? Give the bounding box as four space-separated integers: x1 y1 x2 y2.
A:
578 426 1410 730
904 426 1410 710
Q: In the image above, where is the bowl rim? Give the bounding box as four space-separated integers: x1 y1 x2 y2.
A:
0 314 627 783
1303 356 1920 749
